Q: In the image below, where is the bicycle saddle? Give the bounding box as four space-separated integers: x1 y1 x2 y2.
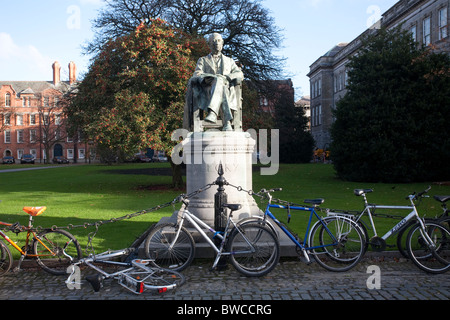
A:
354 189 373 196
434 195 450 203
22 206 46 216
85 273 104 292
223 204 242 211
304 199 324 206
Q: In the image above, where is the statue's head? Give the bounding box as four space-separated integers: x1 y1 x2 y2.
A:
208 33 224 54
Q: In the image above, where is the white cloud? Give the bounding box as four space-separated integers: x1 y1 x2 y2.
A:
0 32 54 80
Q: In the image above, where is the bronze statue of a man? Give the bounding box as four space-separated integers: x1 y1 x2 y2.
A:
189 33 244 131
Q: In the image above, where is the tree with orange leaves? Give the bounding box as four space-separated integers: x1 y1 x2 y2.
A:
68 19 209 188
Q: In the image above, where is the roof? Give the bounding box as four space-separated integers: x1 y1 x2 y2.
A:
323 43 348 57
0 81 75 97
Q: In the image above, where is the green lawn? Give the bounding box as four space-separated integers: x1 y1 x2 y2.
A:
0 162 448 258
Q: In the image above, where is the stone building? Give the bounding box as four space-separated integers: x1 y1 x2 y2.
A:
308 0 449 149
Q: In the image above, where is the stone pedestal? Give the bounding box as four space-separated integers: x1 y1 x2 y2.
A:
183 131 260 225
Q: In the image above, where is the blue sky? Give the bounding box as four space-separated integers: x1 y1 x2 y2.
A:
0 0 398 98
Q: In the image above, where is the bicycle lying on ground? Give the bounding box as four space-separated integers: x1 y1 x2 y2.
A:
0 206 82 276
144 196 280 277
328 187 449 274
66 247 185 295
243 188 365 272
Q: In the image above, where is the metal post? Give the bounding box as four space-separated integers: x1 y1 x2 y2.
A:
214 163 228 270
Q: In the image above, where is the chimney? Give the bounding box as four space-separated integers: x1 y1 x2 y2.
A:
52 61 61 85
69 61 76 85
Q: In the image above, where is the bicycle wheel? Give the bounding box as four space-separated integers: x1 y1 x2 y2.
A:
33 229 82 275
227 222 280 277
144 223 195 271
309 216 365 272
406 221 450 274
119 265 186 294
0 240 12 276
396 221 417 258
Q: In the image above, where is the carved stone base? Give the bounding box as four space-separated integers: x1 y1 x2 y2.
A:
183 131 260 225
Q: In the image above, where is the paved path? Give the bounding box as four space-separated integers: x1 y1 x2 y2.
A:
0 255 448 302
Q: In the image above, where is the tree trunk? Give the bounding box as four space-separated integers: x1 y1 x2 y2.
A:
169 157 184 190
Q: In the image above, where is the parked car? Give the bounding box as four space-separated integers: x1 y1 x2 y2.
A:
20 154 35 164
52 156 70 164
134 154 152 163
2 156 15 164
153 151 168 162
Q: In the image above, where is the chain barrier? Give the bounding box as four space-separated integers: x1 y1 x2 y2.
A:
0 182 217 255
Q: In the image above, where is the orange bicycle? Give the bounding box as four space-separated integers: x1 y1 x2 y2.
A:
0 206 82 276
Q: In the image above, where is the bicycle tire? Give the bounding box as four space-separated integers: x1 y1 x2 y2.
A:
120 266 186 294
0 240 12 276
144 223 195 271
33 229 82 275
406 221 450 274
227 222 280 277
309 216 365 272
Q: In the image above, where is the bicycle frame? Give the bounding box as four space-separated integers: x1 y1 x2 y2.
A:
0 222 57 259
334 191 426 242
67 248 181 294
264 203 339 253
176 206 256 266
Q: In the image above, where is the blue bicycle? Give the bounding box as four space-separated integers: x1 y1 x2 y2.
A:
242 188 366 272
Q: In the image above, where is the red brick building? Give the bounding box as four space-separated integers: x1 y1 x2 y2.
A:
0 61 91 163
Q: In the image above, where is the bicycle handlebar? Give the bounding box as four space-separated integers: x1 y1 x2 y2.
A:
259 188 283 194
407 186 431 200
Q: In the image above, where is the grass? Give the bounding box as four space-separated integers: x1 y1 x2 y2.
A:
0 162 449 258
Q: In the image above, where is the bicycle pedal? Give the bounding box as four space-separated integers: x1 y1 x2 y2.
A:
299 256 312 265
85 274 104 292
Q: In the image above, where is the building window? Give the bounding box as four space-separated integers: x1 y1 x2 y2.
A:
17 130 24 143
30 149 37 158
4 130 11 143
79 149 85 159
423 16 431 46
4 114 11 125
410 24 417 42
67 149 74 159
439 7 448 40
318 79 322 96
30 114 36 125
17 149 24 160
318 105 322 125
44 96 49 106
17 114 23 126
5 93 11 107
55 129 61 140
30 129 36 143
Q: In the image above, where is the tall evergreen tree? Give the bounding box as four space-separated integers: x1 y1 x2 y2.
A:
331 27 450 182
